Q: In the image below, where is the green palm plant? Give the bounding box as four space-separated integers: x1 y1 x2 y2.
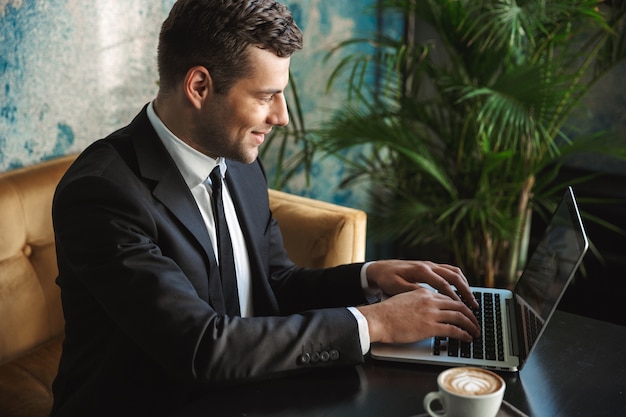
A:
314 0 626 286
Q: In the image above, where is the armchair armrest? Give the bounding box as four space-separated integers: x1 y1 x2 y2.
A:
268 189 367 268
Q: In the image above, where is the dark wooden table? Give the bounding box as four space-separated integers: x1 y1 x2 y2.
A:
171 311 626 417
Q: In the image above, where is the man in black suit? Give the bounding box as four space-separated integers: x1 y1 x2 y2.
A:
50 1 479 416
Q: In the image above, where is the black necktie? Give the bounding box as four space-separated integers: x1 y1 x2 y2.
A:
209 166 240 316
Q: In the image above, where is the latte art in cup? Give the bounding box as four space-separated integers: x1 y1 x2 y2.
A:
424 367 506 417
441 367 503 396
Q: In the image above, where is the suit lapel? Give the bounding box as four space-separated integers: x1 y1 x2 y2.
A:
127 107 226 313
131 109 214 257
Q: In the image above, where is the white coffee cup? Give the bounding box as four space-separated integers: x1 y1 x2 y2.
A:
423 367 505 417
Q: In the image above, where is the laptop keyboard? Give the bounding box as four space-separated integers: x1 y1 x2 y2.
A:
433 291 505 361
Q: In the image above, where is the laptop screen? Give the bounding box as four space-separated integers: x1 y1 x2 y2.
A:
514 187 588 358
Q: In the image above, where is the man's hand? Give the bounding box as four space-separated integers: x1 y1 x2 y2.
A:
357 260 481 344
366 260 479 309
357 287 480 344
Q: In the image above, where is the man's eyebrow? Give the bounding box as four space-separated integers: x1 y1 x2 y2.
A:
256 88 283 95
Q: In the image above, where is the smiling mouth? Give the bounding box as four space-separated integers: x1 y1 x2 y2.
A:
251 131 269 144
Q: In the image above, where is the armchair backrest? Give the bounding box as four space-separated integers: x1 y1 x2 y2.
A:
268 189 366 268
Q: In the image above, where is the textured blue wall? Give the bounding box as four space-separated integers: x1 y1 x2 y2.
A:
0 0 381 207
0 1 169 169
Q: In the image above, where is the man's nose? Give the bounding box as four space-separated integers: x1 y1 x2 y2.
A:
268 94 289 127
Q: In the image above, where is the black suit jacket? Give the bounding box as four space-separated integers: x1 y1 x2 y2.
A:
50 106 367 417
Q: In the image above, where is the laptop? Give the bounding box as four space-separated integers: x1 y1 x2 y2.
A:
370 186 588 372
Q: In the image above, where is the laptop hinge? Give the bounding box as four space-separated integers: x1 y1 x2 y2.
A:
507 297 520 357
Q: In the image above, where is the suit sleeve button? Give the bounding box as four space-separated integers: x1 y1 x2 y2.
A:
329 350 339 360
320 351 330 362
311 352 320 363
299 353 311 364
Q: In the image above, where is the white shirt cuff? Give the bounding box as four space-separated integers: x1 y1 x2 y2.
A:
347 306 371 355
360 261 382 302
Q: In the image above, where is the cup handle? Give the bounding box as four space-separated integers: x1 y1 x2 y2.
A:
423 391 445 417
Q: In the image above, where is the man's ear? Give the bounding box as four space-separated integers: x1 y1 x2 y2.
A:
183 66 212 109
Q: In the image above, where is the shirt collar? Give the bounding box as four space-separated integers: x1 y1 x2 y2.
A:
146 100 227 189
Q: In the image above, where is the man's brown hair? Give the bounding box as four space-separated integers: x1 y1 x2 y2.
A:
157 0 303 94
